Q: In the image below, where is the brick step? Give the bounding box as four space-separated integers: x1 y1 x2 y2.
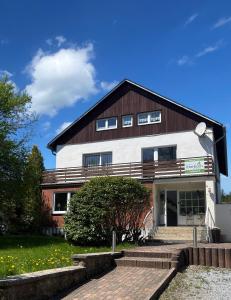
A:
123 250 172 259
153 234 202 240
158 226 205 231
115 257 175 269
156 228 205 233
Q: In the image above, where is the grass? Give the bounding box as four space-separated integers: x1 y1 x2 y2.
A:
0 235 135 278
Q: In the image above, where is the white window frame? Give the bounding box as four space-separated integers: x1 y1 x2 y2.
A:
138 111 161 126
53 192 74 214
122 115 133 127
141 145 177 162
96 117 117 131
83 152 112 167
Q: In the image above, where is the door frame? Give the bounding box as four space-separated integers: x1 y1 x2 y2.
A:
156 189 179 226
165 190 178 226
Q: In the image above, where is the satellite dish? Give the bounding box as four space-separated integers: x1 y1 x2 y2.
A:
194 122 207 137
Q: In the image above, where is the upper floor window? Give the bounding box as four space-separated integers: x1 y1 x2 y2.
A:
138 111 161 125
96 117 117 131
83 152 112 167
122 115 133 127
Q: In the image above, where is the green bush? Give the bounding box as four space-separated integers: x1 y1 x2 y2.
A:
64 177 150 245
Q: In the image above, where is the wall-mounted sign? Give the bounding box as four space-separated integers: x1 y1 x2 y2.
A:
184 159 205 173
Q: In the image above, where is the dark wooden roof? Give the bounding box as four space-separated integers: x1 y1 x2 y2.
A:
48 79 228 176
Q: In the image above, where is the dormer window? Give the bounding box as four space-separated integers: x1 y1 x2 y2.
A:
122 115 133 127
138 111 161 125
96 117 117 131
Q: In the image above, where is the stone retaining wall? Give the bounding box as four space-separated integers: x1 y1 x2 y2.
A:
0 266 86 300
0 252 122 300
72 252 122 277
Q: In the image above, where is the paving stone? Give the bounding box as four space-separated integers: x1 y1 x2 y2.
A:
62 267 168 300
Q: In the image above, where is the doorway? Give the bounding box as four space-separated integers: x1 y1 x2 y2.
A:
166 191 178 226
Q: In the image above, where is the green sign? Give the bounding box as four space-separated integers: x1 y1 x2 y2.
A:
184 158 205 174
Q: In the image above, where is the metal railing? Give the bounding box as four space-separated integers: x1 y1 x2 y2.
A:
42 155 214 184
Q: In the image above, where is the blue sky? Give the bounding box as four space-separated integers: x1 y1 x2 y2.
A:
0 0 230 192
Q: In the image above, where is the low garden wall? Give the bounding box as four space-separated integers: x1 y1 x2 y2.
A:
0 252 122 300
72 252 122 277
186 247 231 268
0 266 86 300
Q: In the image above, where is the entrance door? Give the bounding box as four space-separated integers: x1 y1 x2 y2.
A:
167 191 178 226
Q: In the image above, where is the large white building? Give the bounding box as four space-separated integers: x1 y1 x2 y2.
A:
42 79 229 241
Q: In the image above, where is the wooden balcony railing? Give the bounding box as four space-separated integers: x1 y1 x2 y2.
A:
42 156 214 185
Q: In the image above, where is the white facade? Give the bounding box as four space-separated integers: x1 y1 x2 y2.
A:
216 204 231 241
55 127 221 232
56 129 214 168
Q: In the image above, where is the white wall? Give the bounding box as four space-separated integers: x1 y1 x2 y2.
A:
216 204 231 241
205 179 216 228
56 129 214 168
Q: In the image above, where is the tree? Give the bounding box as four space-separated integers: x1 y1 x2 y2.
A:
221 190 231 203
23 145 46 231
64 177 150 245
0 76 34 230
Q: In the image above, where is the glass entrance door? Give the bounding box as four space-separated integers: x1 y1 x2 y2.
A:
166 191 178 226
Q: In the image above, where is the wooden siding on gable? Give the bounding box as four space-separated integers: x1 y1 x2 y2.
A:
56 86 205 146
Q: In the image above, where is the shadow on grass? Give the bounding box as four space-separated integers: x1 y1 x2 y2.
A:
0 235 66 250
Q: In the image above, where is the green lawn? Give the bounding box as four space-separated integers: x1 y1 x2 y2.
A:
0 235 134 278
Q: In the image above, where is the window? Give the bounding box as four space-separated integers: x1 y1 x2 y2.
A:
83 152 112 167
142 146 176 162
138 111 161 125
179 191 205 216
96 117 117 131
122 115 133 127
158 146 176 162
142 148 154 163
53 192 75 214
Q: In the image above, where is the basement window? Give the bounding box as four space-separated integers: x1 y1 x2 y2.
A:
96 117 117 131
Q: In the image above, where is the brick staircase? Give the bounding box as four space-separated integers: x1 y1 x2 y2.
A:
115 249 182 270
147 226 207 243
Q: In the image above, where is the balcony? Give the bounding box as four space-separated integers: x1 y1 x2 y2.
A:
42 156 214 185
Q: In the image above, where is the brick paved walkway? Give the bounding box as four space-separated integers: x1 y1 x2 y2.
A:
62 267 169 300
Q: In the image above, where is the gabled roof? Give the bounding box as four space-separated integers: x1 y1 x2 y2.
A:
48 79 228 176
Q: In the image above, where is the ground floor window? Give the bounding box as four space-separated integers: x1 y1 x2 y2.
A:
53 192 75 214
179 190 205 216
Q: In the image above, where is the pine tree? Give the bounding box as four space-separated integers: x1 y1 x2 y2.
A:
23 145 45 231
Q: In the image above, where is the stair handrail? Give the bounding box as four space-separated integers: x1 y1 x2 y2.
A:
205 207 215 242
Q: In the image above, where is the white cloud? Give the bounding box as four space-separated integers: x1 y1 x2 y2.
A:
177 55 191 66
0 39 8 45
46 38 53 46
196 40 223 57
212 16 231 29
25 43 98 116
55 36 66 47
56 121 72 134
184 13 198 26
43 121 51 131
100 80 118 91
0 69 13 77
46 36 67 47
